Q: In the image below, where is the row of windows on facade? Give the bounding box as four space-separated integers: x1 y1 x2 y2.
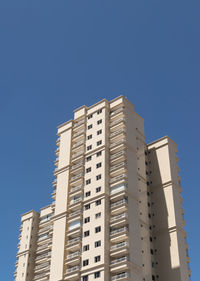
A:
83 240 101 251
87 140 102 151
87 129 102 140
87 109 102 120
86 151 102 162
85 186 101 197
86 162 101 173
86 175 102 185
83 255 101 266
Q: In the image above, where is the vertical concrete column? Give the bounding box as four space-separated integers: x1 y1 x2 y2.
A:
49 121 72 281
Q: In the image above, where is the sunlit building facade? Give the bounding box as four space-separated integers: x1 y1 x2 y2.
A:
15 96 191 281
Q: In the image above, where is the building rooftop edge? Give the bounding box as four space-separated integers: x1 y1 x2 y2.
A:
147 136 177 147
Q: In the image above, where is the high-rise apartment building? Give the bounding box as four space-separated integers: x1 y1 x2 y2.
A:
14 96 191 281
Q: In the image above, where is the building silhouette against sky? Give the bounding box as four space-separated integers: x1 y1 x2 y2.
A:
15 96 191 281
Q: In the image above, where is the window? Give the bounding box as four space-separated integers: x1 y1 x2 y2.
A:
97 119 102 125
96 151 102 157
97 140 102 146
96 163 102 168
85 191 91 197
86 179 91 185
86 156 92 162
97 130 102 135
88 124 92 130
82 276 88 281
95 226 101 233
94 255 101 263
95 212 101 219
96 186 101 193
96 199 101 206
88 114 93 119
86 167 91 173
87 145 92 151
96 174 101 180
95 240 101 247
83 244 89 251
84 217 90 223
87 134 92 140
97 109 102 114
94 271 101 278
85 204 90 210
84 230 90 237
83 259 89 266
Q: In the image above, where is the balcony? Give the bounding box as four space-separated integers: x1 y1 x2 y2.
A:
52 179 57 187
110 151 126 161
68 210 82 219
74 119 85 128
67 251 81 260
38 225 53 234
34 272 49 280
73 129 85 139
111 198 128 209
70 184 83 194
110 227 128 236
110 139 126 150
110 162 126 172
66 265 80 274
72 150 84 160
70 173 84 183
67 237 81 247
70 197 82 206
110 213 128 223
35 262 50 271
110 242 129 251
110 128 126 139
110 117 126 128
56 137 60 145
110 107 124 117
111 256 128 265
36 243 51 252
111 272 129 280
72 140 84 150
35 251 51 261
110 174 127 184
71 162 83 171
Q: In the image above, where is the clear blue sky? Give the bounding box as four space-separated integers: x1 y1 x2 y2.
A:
0 0 199 280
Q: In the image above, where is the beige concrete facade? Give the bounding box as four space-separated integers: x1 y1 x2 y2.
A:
15 96 191 281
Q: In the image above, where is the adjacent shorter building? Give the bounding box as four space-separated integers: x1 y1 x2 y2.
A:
14 96 191 281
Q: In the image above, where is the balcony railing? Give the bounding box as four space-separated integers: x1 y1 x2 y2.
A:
110 117 125 127
66 266 79 273
111 256 128 265
111 272 129 280
110 139 126 149
110 174 127 184
110 227 128 236
110 151 126 161
35 262 50 270
110 241 129 251
72 151 84 159
67 237 81 246
70 184 83 194
72 140 84 149
110 213 128 222
110 198 128 209
74 119 85 128
67 251 80 260
73 129 85 138
69 210 82 218
110 162 126 172
70 173 84 182
39 225 53 234
110 107 124 116
35 252 50 261
71 162 83 170
34 272 49 280
70 197 82 206
110 128 126 138
36 243 51 251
